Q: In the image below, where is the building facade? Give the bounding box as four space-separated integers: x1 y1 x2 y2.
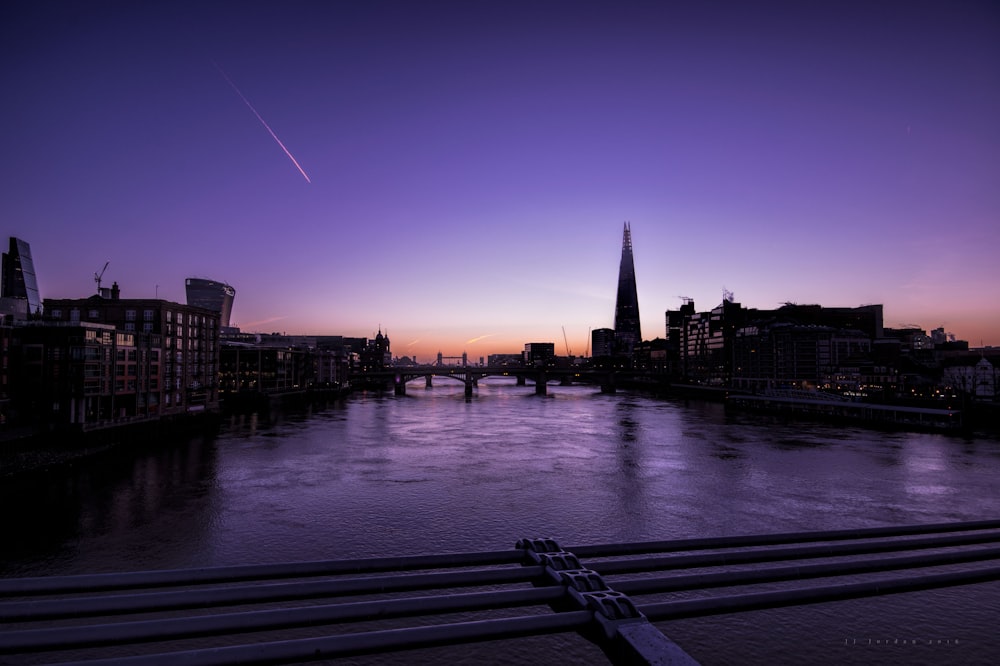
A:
359 330 391 373
1 237 42 321
185 278 236 329
667 300 882 390
218 333 349 395
942 357 998 400
613 223 642 355
523 342 555 366
591 328 615 358
44 290 220 415
732 323 872 391
10 321 152 426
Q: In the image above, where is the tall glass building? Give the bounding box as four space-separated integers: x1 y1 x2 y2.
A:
1 236 41 318
185 278 235 328
613 223 641 354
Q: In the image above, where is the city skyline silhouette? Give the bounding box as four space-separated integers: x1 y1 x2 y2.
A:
3 2 998 356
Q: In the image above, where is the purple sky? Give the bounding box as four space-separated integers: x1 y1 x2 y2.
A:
3 1 998 358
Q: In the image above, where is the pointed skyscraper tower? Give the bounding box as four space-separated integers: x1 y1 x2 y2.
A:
614 222 641 354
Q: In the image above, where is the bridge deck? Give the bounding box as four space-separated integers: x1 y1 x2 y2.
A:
2 520 999 665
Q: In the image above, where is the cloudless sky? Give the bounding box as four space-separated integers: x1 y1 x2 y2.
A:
3 1 998 358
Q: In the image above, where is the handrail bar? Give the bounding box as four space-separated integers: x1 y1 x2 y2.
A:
589 529 1000 575
35 566 1000 666
0 566 545 622
641 565 1000 621
3 546 999 654
4 518 999 596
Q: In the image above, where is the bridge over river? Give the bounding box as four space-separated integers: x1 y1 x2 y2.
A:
360 365 630 397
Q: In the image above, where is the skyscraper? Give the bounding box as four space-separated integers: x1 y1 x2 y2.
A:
1 236 41 319
613 222 641 354
185 278 236 328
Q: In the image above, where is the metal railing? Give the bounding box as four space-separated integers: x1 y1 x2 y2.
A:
2 519 999 665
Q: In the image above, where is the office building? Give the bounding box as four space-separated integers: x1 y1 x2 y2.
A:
732 322 872 391
185 278 236 329
666 298 883 388
613 223 641 354
591 328 615 358
1 237 41 320
523 342 555 366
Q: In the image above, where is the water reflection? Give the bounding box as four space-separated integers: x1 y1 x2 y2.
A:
1 434 219 575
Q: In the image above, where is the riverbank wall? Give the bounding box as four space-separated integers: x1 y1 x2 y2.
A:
0 412 222 480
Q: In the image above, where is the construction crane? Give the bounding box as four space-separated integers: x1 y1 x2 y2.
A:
94 262 109 294
562 326 572 357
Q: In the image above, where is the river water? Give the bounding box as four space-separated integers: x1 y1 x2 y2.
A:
2 378 999 664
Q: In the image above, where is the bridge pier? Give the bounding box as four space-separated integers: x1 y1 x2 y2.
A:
601 373 616 394
394 374 406 396
465 379 474 398
535 371 547 395
516 376 526 386
425 375 433 388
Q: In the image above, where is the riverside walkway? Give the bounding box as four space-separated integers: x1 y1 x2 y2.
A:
2 520 1000 664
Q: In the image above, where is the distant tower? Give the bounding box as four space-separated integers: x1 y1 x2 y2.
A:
185 278 236 328
361 328 391 372
1 237 42 319
613 223 641 354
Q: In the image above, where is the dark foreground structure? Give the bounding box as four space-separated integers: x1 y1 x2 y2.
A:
2 520 999 664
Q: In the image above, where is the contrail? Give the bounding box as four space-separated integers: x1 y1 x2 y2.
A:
241 315 288 328
213 61 311 183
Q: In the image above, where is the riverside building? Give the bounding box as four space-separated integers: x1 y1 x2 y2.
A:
44 285 220 419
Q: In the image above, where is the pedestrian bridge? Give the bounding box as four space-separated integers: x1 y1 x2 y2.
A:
2 520 999 664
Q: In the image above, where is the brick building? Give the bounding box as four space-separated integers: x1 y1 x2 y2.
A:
44 286 220 416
